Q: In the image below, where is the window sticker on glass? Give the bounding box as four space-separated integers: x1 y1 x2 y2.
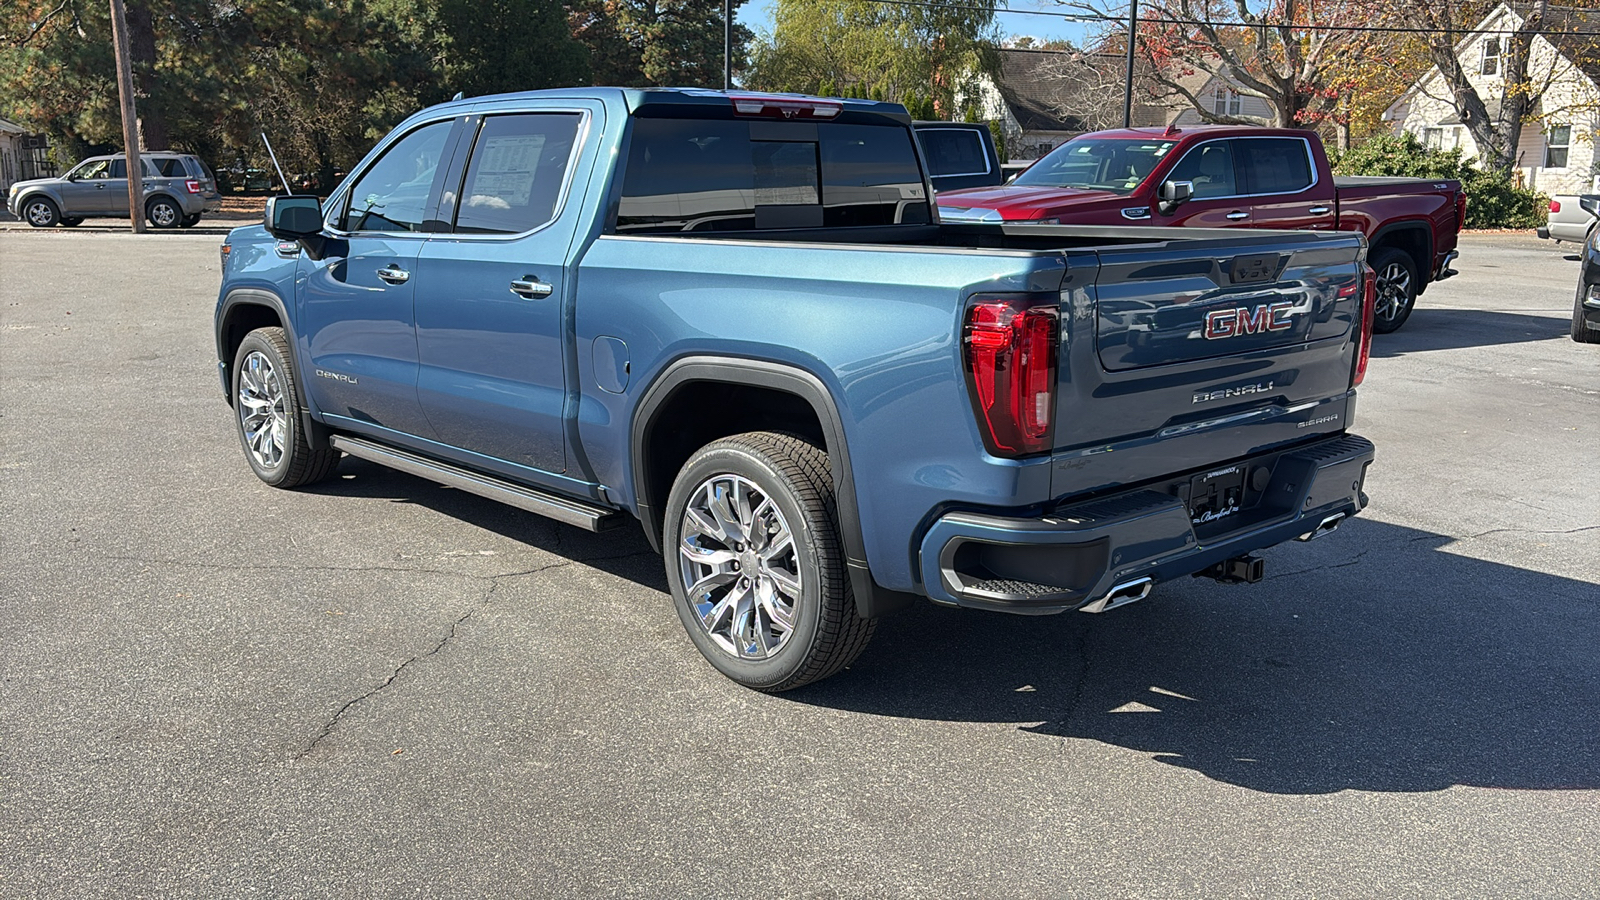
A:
467 135 546 209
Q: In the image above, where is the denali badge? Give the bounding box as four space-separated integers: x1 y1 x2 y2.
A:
1203 301 1297 340
316 369 359 384
1193 381 1275 404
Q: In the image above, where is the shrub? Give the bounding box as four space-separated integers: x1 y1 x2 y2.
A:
1332 132 1548 230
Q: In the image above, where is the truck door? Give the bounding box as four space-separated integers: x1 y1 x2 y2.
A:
412 109 592 475
299 118 457 439
1152 139 1253 227
1238 137 1337 230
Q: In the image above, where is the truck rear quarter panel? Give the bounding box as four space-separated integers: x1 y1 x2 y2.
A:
573 236 1066 590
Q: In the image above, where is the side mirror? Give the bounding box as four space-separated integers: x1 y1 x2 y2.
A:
265 195 323 240
1158 180 1194 215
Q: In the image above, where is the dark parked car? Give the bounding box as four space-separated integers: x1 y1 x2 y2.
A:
7 152 221 228
1574 228 1600 343
913 121 1003 193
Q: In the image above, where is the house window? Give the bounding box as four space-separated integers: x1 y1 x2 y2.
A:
1481 38 1501 75
1545 124 1571 168
1422 127 1444 149
1213 87 1242 117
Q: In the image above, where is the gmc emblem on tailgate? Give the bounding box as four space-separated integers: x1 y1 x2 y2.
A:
1203 302 1297 340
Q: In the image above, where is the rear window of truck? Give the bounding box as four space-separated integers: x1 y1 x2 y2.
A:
616 117 931 233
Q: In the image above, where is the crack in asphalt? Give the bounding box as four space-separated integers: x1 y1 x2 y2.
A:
1268 524 1598 582
1266 549 1373 581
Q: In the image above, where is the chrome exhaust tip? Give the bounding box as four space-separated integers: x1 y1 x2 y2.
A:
1297 512 1346 542
1080 576 1154 614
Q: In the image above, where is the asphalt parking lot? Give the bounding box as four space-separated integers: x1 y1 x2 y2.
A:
2 230 1596 898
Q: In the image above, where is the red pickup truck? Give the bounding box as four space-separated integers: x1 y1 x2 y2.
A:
937 126 1464 333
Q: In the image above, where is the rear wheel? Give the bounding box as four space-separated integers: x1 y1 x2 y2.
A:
664 432 875 692
1574 282 1600 344
232 327 340 487
21 196 60 228
179 213 201 228
146 196 181 229
1370 247 1418 334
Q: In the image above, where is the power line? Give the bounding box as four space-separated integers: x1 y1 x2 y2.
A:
852 0 1600 37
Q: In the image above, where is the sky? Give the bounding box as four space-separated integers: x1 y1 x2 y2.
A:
737 0 1097 47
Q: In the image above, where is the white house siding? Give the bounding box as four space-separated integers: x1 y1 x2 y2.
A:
0 119 27 194
1385 4 1600 194
1171 76 1278 127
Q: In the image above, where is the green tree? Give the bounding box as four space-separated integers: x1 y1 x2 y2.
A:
570 0 753 87
744 0 1001 113
436 0 589 98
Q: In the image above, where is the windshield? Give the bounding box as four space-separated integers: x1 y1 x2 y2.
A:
1012 137 1178 195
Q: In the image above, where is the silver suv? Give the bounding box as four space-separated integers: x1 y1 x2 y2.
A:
7 152 222 228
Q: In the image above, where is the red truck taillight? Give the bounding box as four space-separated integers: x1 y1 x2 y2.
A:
963 296 1058 457
1551 199 1562 213
1355 264 1377 386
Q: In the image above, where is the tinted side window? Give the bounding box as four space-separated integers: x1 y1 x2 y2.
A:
454 113 582 235
1166 141 1236 199
108 159 127 178
919 129 989 177
617 117 929 233
342 120 453 233
152 158 186 177
1237 138 1314 195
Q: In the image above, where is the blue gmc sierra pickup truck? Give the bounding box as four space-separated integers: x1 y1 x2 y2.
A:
216 88 1377 690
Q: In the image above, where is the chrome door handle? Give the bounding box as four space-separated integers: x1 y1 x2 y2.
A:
1309 205 1331 215
1226 211 1249 221
510 276 554 299
375 264 410 285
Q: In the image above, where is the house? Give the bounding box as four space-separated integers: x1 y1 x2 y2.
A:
0 117 29 194
966 48 1254 160
966 49 1088 160
1384 3 1600 193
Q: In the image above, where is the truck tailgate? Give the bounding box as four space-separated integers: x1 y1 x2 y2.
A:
1052 231 1366 499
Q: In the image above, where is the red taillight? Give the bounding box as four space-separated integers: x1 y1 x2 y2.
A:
185 179 201 194
1354 264 1377 386
729 94 842 120
1551 199 1562 213
963 297 1058 457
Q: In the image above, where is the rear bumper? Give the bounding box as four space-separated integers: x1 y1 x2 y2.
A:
918 433 1375 614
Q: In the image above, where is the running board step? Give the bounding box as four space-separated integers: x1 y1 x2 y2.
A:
330 435 623 532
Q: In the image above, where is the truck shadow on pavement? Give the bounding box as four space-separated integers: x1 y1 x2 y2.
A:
795 517 1600 795
311 463 1598 795
1373 308 1573 357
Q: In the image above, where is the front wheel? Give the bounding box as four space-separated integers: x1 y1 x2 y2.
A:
664 432 875 692
179 213 201 228
232 327 340 487
146 196 181 229
60 217 83 227
21 196 60 227
1370 247 1419 334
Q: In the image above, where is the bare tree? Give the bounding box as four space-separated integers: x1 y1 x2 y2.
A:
1063 0 1374 128
1034 45 1139 131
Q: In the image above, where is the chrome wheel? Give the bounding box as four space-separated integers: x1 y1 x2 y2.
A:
677 473 802 660
148 200 179 228
237 350 288 471
1374 261 1412 324
24 199 57 227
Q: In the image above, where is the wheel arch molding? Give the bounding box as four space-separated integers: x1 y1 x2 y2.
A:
630 356 912 619
1368 220 1434 290
217 288 329 450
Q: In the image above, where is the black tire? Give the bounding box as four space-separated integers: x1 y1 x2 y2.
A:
60 217 83 227
1574 282 1600 344
231 327 340 488
20 196 60 228
179 213 201 228
1370 247 1419 334
664 432 876 692
145 196 182 229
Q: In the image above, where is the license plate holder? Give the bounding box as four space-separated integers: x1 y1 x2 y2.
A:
1188 464 1246 528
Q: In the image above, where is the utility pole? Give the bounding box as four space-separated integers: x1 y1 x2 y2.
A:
1122 0 1138 128
724 0 733 90
109 0 144 233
